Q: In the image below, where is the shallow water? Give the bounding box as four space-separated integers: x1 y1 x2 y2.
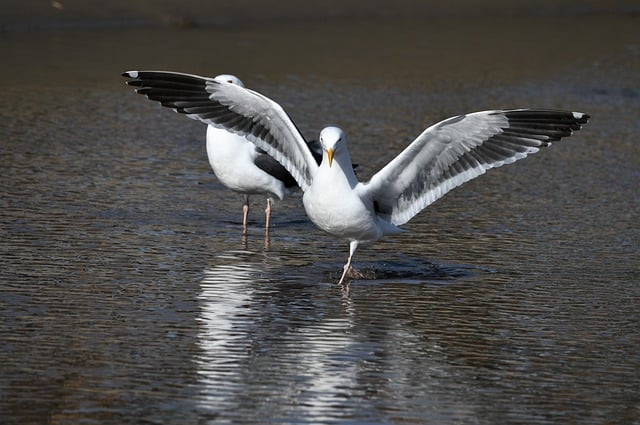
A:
1 10 639 425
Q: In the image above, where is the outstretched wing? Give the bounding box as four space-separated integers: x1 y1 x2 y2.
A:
122 70 319 190
365 109 589 225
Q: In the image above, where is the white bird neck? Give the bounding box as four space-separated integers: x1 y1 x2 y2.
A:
321 147 359 189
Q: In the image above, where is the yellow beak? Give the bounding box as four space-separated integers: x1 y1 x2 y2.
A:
327 148 334 167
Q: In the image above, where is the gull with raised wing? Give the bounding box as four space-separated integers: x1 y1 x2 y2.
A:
122 71 321 234
123 70 589 284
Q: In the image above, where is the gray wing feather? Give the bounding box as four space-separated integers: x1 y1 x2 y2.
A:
122 70 318 190
365 109 589 225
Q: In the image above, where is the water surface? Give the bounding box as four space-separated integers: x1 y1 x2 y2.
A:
1 10 639 425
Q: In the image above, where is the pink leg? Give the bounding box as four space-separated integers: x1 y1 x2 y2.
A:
265 198 272 230
338 241 363 284
338 256 353 285
242 196 249 235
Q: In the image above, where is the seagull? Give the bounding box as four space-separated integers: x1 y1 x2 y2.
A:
123 70 589 284
122 71 321 234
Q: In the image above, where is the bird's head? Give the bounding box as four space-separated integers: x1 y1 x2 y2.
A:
319 126 346 167
214 74 245 88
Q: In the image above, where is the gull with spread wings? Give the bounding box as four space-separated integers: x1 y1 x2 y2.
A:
123 70 589 284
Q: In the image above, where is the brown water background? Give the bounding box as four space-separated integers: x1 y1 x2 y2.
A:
1 1 639 424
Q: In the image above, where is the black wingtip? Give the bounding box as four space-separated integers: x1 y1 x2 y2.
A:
574 112 590 125
121 71 139 79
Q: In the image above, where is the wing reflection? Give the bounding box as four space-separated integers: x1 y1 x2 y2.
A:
195 249 360 421
196 250 259 403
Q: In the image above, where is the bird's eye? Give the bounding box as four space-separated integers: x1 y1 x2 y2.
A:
227 80 233 84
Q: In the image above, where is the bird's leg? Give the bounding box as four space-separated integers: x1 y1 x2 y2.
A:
265 198 272 230
338 258 354 285
242 195 250 235
264 198 272 248
338 241 362 284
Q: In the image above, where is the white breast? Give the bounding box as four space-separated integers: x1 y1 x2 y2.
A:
303 162 381 243
206 126 286 199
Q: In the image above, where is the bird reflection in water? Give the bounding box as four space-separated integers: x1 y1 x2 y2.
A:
195 250 361 420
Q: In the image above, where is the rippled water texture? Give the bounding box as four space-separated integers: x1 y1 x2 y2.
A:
1 6 639 425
